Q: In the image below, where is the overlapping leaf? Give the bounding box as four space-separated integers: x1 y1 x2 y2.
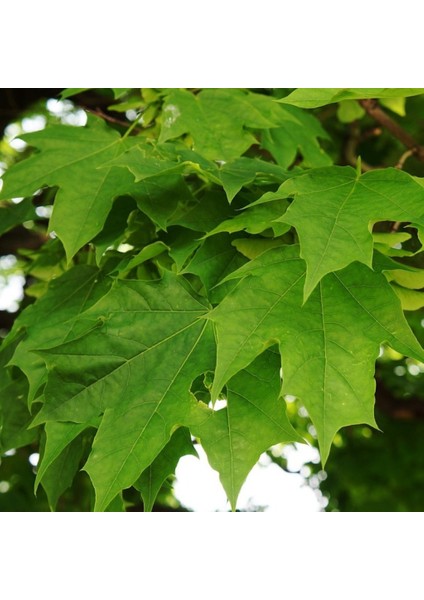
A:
275 166 424 299
33 273 215 510
0 116 142 260
159 89 330 164
190 349 303 509
209 245 424 462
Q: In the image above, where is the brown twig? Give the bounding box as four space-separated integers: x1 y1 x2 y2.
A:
395 148 415 170
85 107 134 129
359 98 424 162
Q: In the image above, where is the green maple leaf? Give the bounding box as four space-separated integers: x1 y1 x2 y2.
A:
279 88 424 109
276 166 424 300
0 116 141 260
159 89 304 161
32 273 215 510
209 245 424 463
190 349 303 509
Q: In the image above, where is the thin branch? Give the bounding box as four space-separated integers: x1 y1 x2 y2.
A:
84 107 134 130
359 98 424 162
395 148 415 170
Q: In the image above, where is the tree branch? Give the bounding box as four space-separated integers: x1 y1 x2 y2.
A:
359 98 424 162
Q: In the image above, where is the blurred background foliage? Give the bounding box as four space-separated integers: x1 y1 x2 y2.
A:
0 88 423 511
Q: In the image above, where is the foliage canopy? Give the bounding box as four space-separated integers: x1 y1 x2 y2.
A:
1 88 424 511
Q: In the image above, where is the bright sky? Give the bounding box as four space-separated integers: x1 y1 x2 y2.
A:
175 444 323 512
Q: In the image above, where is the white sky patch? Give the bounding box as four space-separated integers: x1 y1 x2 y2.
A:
21 115 47 132
46 98 87 126
29 453 39 467
0 274 25 312
208 398 227 411
174 444 322 512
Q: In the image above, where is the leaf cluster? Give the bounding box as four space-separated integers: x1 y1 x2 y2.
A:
1 88 424 511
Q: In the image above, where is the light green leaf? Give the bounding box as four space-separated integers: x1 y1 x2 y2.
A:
387 268 424 289
391 285 424 311
134 427 197 512
373 232 412 246
373 231 416 258
32 273 215 510
379 97 406 116
209 245 424 463
0 116 142 261
277 166 424 300
337 100 365 123
279 88 424 109
191 349 303 509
